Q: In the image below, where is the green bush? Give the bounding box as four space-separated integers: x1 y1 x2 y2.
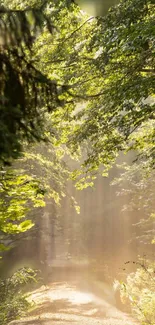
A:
120 260 155 325
0 267 37 324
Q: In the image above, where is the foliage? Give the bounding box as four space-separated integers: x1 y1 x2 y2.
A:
0 267 37 324
0 0 77 251
0 0 75 164
120 260 155 325
33 0 155 180
22 142 70 205
0 137 80 263
111 153 155 246
1 0 154 175
0 0 154 287
0 167 46 251
17 141 81 263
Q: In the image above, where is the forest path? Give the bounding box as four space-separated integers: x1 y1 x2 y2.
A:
10 282 138 325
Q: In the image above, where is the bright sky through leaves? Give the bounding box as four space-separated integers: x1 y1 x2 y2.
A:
77 0 120 16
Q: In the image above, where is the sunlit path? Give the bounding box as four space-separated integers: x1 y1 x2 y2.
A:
10 282 138 325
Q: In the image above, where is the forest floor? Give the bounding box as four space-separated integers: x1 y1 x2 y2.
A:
10 281 139 325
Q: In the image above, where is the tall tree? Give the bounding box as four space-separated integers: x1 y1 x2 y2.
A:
34 0 154 179
0 0 75 164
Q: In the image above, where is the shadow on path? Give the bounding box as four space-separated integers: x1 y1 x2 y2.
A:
9 282 138 325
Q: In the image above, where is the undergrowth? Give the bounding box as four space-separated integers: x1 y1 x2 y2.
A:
117 259 155 325
0 267 38 324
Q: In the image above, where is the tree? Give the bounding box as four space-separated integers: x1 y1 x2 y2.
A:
1 1 154 177
0 0 75 164
0 0 79 260
0 138 79 274
31 0 155 279
1 0 154 254
34 0 154 179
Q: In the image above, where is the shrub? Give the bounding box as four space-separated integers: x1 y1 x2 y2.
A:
120 260 155 325
0 267 37 324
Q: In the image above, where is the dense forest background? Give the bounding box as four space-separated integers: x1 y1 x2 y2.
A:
0 0 154 324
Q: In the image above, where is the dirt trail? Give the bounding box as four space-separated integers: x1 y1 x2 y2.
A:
10 282 138 325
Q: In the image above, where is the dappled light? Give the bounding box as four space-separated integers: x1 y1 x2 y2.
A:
0 0 154 325
20 282 137 325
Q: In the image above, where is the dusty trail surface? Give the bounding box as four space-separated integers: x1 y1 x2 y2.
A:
10 282 138 325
